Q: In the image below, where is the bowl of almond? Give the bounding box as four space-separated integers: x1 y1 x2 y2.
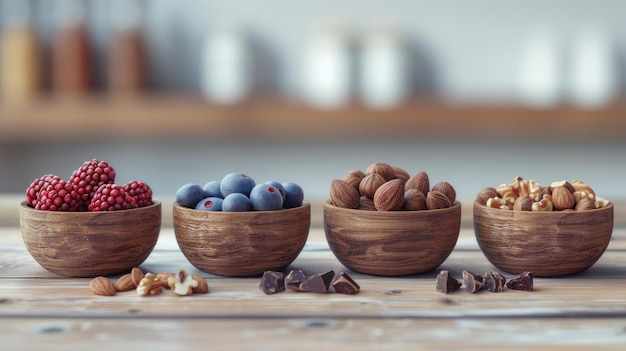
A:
323 163 461 276
473 176 613 277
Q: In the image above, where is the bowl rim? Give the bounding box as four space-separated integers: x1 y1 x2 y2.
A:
473 199 613 214
173 200 311 214
20 199 162 215
323 199 461 215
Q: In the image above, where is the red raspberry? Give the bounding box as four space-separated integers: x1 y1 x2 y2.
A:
35 180 81 211
26 174 62 207
88 184 138 211
69 159 116 207
123 181 153 207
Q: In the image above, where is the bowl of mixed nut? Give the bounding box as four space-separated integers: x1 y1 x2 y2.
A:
473 176 613 277
323 162 461 276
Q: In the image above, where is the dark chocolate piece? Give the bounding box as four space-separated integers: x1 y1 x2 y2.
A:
462 270 483 293
436 270 462 294
483 271 506 293
258 271 285 295
299 270 335 293
506 271 534 291
285 269 307 292
331 272 360 295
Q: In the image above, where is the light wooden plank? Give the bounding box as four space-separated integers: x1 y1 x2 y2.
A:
2 248 626 319
2 196 626 349
2 318 626 351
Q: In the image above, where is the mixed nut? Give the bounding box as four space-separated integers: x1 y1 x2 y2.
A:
89 267 209 297
330 162 457 211
477 176 609 211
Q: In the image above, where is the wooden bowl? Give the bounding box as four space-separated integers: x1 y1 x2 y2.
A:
20 201 161 277
173 201 311 277
473 200 614 277
323 201 461 276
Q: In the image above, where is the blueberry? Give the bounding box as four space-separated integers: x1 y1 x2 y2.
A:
222 193 252 212
282 182 304 208
264 180 286 201
250 184 283 211
195 197 223 211
220 173 256 197
203 180 222 198
176 183 206 208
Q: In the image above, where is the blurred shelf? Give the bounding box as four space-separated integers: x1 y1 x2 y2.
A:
1 94 625 143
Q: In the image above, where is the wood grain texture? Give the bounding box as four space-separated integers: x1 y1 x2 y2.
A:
3 198 626 350
3 318 626 351
473 200 614 277
172 201 310 277
19 201 161 277
323 200 461 276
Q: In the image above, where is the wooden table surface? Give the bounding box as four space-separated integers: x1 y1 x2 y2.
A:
1 196 626 350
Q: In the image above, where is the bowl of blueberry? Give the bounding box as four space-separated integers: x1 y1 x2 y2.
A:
20 159 161 277
173 172 310 277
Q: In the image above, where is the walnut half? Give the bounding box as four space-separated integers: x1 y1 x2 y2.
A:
168 270 199 296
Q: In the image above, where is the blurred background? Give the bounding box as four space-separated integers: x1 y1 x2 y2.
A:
1 0 625 205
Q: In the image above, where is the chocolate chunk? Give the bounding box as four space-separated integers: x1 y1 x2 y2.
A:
483 271 506 293
436 270 462 294
258 271 285 295
285 269 307 292
506 271 534 291
299 270 335 293
462 270 483 293
331 272 360 295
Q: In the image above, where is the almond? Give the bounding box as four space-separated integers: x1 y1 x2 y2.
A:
405 171 430 196
90 276 116 296
358 196 377 211
432 181 456 204
114 273 136 292
403 188 426 211
476 187 498 205
329 179 360 209
365 162 395 181
131 267 145 286
426 190 451 210
192 275 210 294
373 179 405 211
575 197 597 211
550 180 575 193
359 173 386 199
551 186 575 210
342 169 365 190
513 195 533 211
392 166 410 182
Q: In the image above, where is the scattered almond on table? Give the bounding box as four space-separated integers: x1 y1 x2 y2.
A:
89 267 209 297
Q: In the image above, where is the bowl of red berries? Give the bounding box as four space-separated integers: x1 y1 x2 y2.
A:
172 173 310 277
20 159 161 277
